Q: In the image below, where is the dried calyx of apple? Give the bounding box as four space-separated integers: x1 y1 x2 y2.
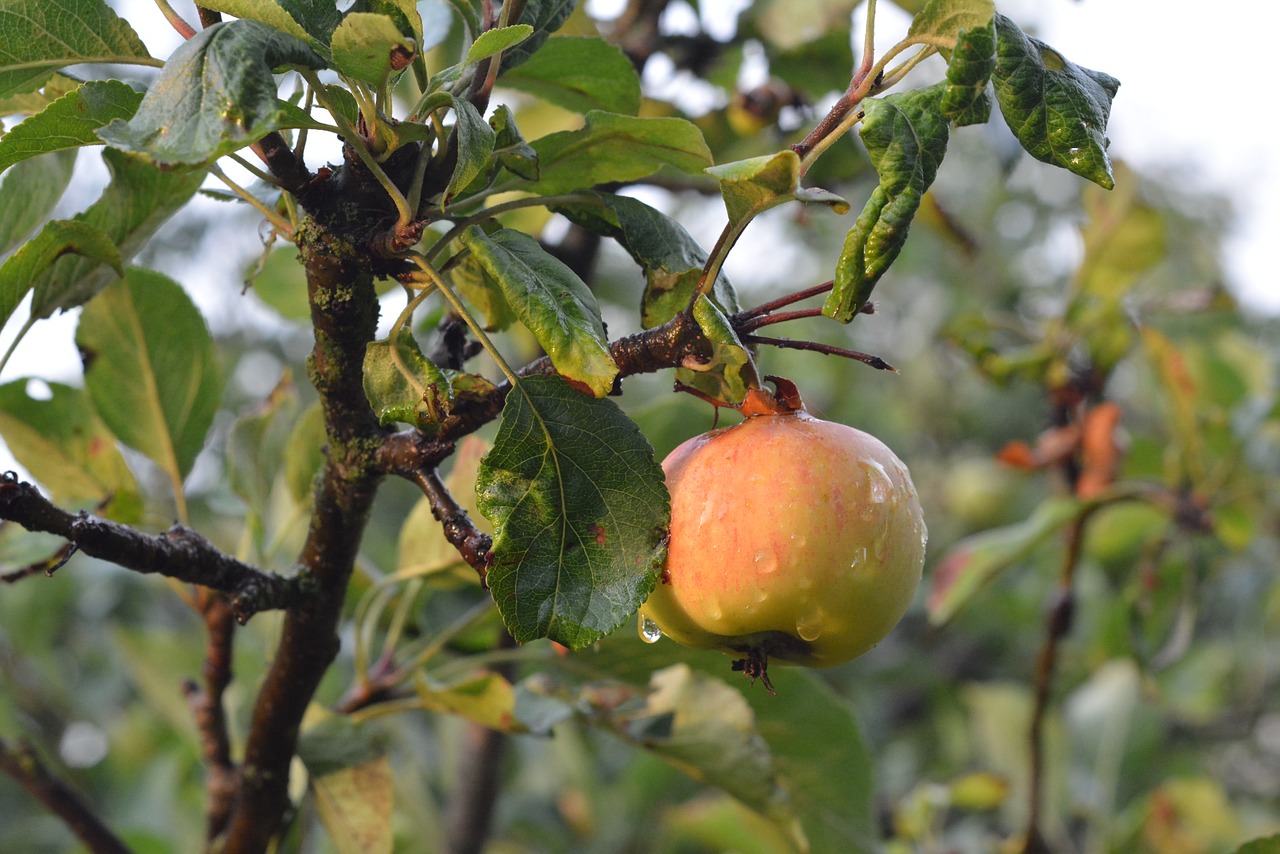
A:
639 377 927 692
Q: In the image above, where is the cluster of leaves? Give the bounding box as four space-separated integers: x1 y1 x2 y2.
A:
3 0 1276 853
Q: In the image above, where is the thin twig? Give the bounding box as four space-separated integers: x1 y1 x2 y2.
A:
0 738 132 854
188 591 238 842
1021 515 1088 854
406 469 492 584
735 281 836 321
1 541 77 583
743 334 896 372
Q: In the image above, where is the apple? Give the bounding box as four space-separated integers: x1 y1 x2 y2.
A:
639 380 927 686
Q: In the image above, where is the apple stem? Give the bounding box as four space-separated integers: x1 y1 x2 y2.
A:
732 649 777 695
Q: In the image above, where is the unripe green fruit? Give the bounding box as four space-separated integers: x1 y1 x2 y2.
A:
640 385 927 671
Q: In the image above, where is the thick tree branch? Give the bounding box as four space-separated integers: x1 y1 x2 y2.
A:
0 474 314 622
219 212 387 853
0 738 132 854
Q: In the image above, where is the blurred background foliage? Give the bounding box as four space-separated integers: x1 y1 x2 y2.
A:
2 1 1279 852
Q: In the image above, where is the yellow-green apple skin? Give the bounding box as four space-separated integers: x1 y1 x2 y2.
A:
640 407 927 667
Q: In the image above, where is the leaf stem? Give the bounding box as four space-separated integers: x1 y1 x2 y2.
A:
735 280 835 321
425 192 602 264
152 0 197 39
210 165 294 236
406 253 521 388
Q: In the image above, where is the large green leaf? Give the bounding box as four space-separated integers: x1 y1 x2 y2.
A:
500 35 641 116
553 191 739 328
458 226 617 397
941 21 995 126
225 376 300 514
1233 835 1280 854
76 268 222 484
97 20 325 166
476 374 669 648
823 84 950 323
0 380 141 522
0 219 122 333
0 0 154 99
0 150 75 256
0 80 142 173
521 111 712 195
298 716 393 854
0 73 80 117
992 14 1119 189
27 148 206 320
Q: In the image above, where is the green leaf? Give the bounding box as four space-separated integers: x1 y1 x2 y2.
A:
283 401 326 504
500 0 576 72
97 20 325 166
76 268 222 484
476 374 669 648
330 13 413 85
362 331 450 427
458 226 617 397
226 376 300 513
521 111 712 195
0 0 154 99
196 0 321 45
0 380 141 523
466 24 533 63
553 191 739 328
926 497 1084 625
744 668 878 854
1233 835 1280 854
0 73 81 117
487 104 538 182
500 35 641 116
245 244 311 321
675 295 757 407
0 150 76 256
942 22 995 126
449 251 515 330
706 149 849 229
444 95 496 203
0 219 122 333
588 664 804 847
297 714 393 854
823 85 950 323
907 0 994 45
992 14 1119 189
27 148 205 320
0 80 142 173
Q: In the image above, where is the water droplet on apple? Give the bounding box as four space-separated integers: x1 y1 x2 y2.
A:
753 588 769 603
850 546 867 570
754 548 778 574
639 616 662 643
872 525 890 561
796 607 824 641
864 459 892 504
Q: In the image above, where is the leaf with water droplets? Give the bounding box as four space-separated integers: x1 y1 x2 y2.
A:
992 14 1119 189
476 374 669 649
